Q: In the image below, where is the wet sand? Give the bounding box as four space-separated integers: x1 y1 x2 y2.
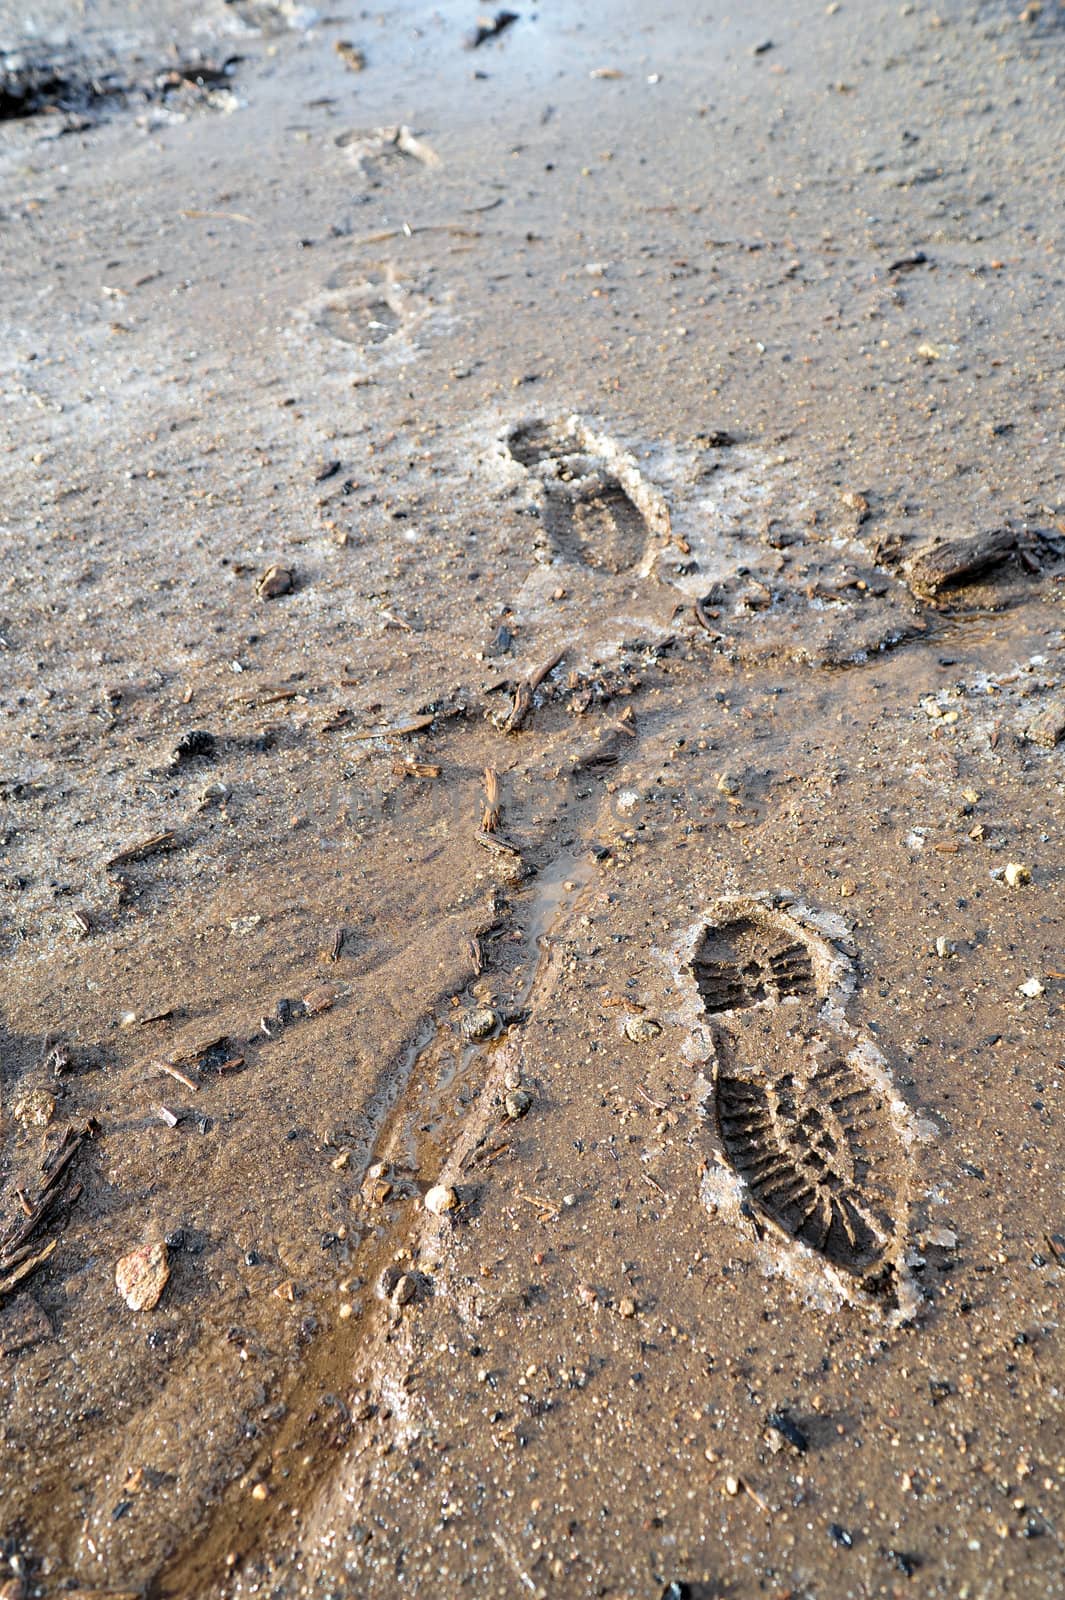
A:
1 1 1063 1595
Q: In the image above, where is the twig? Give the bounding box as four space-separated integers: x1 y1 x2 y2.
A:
743 1478 771 1515
106 831 178 868
490 1530 537 1593
392 758 442 779
503 650 565 734
0 1238 57 1296
481 767 502 832
156 1061 199 1092
350 714 436 741
181 208 256 225
476 830 522 858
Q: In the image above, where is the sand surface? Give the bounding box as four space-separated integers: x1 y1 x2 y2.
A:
1 1 1063 1595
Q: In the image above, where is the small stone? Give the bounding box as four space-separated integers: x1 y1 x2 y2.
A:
934 937 954 959
724 1474 740 1497
1004 862 1031 888
1017 976 1044 999
504 1089 532 1120
1024 698 1065 749
12 1087 56 1128
623 1016 662 1044
926 1226 958 1249
462 1007 497 1042
334 39 366 71
115 1241 170 1311
424 1184 458 1216
392 1273 417 1306
199 780 230 809
503 1067 522 1091
250 1481 269 1500
618 1296 637 1319
839 879 858 898
256 563 294 599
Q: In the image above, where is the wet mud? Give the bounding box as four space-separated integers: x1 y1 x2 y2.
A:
1 0 1063 1597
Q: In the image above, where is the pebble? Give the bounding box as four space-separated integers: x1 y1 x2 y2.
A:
1004 862 1031 888
12 1087 56 1128
618 1296 637 1318
115 1241 170 1311
392 1273 417 1307
424 1184 458 1216
1017 976 1044 999
504 1089 533 1120
934 937 955 959
623 1016 662 1043
462 1007 497 1042
255 563 294 599
199 780 230 809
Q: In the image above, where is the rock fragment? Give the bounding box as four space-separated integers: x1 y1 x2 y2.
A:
504 1088 532 1120
12 1087 56 1128
424 1184 458 1216
1025 697 1065 749
115 1242 170 1311
256 564 294 600
461 1007 497 1042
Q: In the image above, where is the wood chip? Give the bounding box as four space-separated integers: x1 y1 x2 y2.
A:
902 527 1016 597
392 758 442 778
303 983 338 1015
0 1239 57 1297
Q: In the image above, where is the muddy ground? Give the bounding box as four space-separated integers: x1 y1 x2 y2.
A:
1 0 1063 1596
